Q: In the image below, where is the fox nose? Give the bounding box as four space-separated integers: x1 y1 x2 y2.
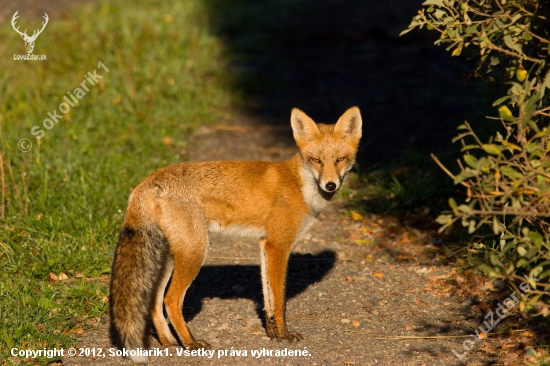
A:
325 182 337 192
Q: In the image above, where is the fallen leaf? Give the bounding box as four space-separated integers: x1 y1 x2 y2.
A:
58 273 68 281
345 276 355 282
523 331 535 337
398 235 411 244
392 167 411 175
388 265 395 270
350 210 363 221
373 272 384 278
481 281 496 291
352 319 360 327
162 136 172 145
65 328 85 334
406 325 415 331
48 273 59 283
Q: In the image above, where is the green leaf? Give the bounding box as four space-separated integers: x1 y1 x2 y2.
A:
482 144 501 155
525 142 540 154
458 204 473 213
525 248 538 259
527 232 543 248
422 0 444 5
435 9 447 19
503 34 523 54
500 165 523 180
454 168 478 184
436 214 453 225
478 264 498 276
461 144 480 151
492 95 510 106
517 245 527 256
448 197 458 214
516 258 529 268
493 216 503 234
498 105 516 122
468 219 476 234
538 269 550 279
451 43 463 56
399 27 416 36
490 57 501 66
465 24 479 34
463 154 478 168
452 132 472 143
531 265 544 278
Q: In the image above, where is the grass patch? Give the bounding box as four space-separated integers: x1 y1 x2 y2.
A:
0 0 232 359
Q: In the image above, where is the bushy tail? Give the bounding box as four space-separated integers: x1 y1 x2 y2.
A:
109 224 169 362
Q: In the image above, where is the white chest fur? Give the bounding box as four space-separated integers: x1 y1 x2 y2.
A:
299 166 330 216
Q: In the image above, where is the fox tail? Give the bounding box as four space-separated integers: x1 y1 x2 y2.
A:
109 224 169 362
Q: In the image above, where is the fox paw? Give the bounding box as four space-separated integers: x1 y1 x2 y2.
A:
159 339 178 347
186 340 211 350
266 316 303 342
268 330 303 342
158 334 179 347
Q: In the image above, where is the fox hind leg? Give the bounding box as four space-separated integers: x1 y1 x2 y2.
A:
156 196 210 349
151 257 178 346
165 249 210 349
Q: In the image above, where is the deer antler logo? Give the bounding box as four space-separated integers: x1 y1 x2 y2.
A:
11 11 49 54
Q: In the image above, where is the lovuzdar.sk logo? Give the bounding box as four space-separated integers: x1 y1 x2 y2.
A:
12 11 48 61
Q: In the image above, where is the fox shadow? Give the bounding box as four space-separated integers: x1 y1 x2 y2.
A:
181 250 336 326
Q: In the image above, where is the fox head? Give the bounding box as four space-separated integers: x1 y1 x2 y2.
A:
291 107 362 196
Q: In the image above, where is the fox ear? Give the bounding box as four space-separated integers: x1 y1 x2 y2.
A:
291 108 321 146
334 107 362 146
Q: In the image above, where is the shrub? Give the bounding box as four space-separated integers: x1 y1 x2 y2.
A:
402 0 550 316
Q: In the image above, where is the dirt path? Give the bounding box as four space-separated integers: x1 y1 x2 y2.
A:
5 0 532 364
64 114 508 366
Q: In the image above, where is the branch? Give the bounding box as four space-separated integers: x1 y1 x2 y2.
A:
430 153 470 188
461 209 550 217
485 42 544 64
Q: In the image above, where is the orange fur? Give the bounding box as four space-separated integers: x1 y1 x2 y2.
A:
109 107 362 363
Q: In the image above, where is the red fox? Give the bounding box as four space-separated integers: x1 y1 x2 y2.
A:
109 107 362 363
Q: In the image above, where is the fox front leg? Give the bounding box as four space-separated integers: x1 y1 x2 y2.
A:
260 239 303 342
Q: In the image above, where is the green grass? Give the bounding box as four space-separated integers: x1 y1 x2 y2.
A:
0 0 233 359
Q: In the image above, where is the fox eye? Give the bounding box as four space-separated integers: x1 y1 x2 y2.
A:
336 157 346 162
310 157 321 164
